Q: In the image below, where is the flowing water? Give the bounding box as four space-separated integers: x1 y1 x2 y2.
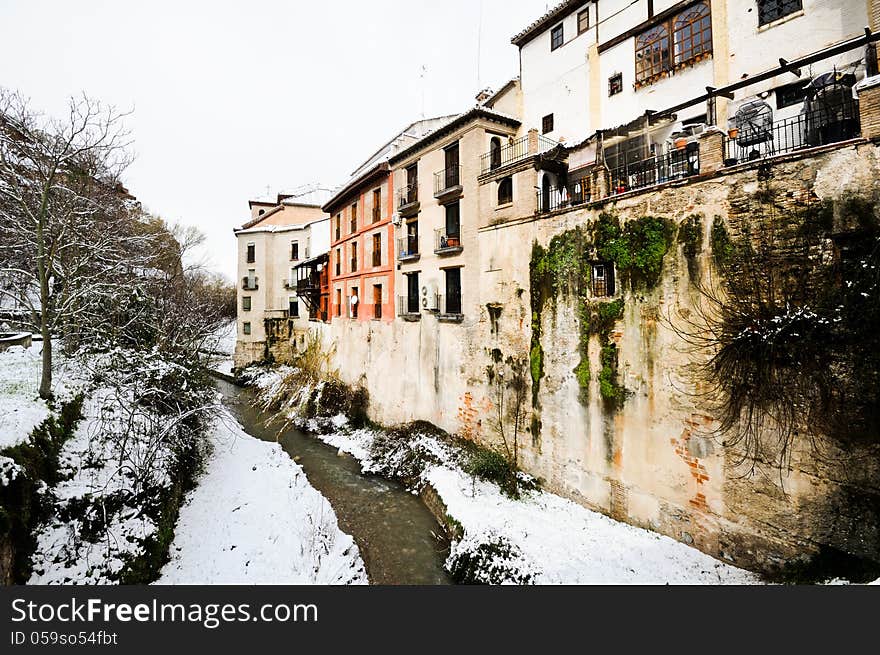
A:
216 380 452 585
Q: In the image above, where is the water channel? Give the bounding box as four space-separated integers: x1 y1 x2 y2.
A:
216 379 452 585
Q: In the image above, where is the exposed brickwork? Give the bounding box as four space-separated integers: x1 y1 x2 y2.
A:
609 479 628 521
858 83 880 141
697 129 725 173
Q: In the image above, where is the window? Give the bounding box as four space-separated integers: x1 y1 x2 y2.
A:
577 9 590 35
446 202 460 240
351 241 358 272
444 142 460 187
444 268 462 315
406 272 420 314
246 242 255 263
289 298 299 317
373 284 382 319
609 73 623 96
351 287 359 319
335 248 341 276
246 269 256 289
372 188 382 222
291 241 299 260
550 24 563 51
489 137 502 170
591 263 615 297
673 2 712 66
497 177 513 205
335 214 341 241
635 3 713 85
542 113 554 134
757 0 802 26
336 289 342 317
242 296 251 312
243 321 251 335
635 24 670 83
372 233 382 267
350 203 357 232
775 81 807 109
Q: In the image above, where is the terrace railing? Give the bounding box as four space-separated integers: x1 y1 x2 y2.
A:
609 146 699 196
724 99 860 165
396 235 419 260
480 134 557 174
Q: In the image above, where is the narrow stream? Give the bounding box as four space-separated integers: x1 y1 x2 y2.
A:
216 380 452 585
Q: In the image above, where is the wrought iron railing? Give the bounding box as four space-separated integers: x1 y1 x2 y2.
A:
480 134 557 174
397 235 419 260
434 228 462 253
434 165 462 195
723 99 860 165
397 295 421 316
397 182 418 208
609 146 700 196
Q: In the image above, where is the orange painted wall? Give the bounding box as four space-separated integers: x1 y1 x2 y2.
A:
327 172 396 323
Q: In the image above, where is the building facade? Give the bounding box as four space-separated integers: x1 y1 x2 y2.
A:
233 195 330 367
325 117 453 324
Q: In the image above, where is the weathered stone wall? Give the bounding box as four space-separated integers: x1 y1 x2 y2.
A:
315 141 880 576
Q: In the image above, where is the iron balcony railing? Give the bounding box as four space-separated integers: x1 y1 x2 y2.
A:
609 146 700 196
480 134 557 174
437 293 462 316
535 178 593 214
397 235 419 260
434 227 462 253
397 182 418 209
723 99 860 165
397 295 421 316
434 165 462 195
283 278 296 290
241 276 259 290
296 275 319 293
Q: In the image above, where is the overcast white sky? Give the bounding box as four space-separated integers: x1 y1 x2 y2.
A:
0 0 550 279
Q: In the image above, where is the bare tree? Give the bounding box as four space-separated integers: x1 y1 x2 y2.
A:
0 89 146 398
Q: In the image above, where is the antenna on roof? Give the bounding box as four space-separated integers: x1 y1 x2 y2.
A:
476 0 484 91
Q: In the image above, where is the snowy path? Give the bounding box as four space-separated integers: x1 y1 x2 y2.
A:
156 408 367 585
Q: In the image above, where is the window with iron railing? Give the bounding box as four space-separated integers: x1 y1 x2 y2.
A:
434 165 462 195
372 233 382 267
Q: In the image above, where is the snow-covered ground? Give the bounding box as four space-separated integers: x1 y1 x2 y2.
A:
157 408 367 585
0 343 80 451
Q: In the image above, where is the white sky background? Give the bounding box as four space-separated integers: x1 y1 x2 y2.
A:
0 0 550 279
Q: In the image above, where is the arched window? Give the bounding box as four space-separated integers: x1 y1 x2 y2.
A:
635 24 669 83
673 3 711 66
490 137 502 169
497 177 513 205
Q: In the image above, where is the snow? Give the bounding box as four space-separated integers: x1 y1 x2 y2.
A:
427 466 758 584
157 408 367 585
0 342 85 451
0 344 50 450
309 417 759 584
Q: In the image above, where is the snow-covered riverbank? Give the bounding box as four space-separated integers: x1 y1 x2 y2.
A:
157 407 367 585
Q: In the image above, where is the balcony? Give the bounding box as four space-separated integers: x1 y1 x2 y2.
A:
296 275 320 294
434 228 462 255
283 278 296 290
433 165 462 202
397 295 421 321
608 146 700 197
396 235 420 262
723 98 860 166
241 276 259 291
480 134 557 175
397 182 419 218
436 294 463 322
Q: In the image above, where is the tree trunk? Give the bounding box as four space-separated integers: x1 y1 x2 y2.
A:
39 327 52 400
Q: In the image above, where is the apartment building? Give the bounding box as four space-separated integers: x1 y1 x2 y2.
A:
325 117 452 323
233 194 330 367
389 108 521 322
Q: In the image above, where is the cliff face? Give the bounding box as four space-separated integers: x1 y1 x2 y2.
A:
319 141 880 579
